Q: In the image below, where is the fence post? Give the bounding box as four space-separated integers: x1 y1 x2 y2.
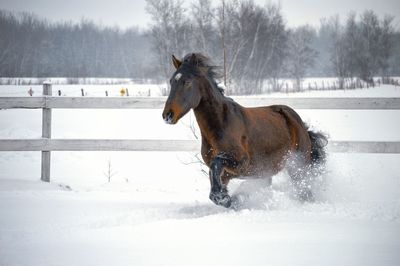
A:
41 82 52 182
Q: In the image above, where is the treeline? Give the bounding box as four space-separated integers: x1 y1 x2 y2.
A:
1 1 399 93
146 0 399 94
315 13 399 89
0 10 152 79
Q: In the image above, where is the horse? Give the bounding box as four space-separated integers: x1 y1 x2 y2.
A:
162 53 327 208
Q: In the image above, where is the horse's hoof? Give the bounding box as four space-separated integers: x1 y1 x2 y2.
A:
209 191 232 208
298 189 315 202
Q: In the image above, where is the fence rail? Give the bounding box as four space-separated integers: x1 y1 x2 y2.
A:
0 139 399 154
1 83 399 182
1 96 400 109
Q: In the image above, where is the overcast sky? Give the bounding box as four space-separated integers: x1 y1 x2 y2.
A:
1 0 399 29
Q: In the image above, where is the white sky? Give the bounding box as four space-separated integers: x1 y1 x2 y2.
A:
0 0 399 29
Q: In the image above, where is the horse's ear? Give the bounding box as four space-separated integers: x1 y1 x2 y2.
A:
172 55 182 69
188 53 197 65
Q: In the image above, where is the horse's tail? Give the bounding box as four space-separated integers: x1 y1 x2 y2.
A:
308 130 328 165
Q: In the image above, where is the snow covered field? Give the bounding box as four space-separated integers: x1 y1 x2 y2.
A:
0 83 400 265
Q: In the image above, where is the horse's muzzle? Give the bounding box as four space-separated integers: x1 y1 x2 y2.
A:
163 111 174 124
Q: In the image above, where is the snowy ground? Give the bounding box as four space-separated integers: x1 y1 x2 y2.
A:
0 83 399 265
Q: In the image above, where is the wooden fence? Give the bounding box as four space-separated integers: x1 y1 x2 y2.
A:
1 83 399 182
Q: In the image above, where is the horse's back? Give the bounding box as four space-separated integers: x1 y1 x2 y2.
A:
242 104 307 136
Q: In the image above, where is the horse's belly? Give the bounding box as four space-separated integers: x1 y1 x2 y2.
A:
246 148 288 178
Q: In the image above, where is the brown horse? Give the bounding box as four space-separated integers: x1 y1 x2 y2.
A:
162 53 327 208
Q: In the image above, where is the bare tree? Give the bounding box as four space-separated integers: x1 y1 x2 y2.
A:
104 159 117 183
286 25 317 91
146 0 190 82
256 4 288 93
328 15 348 89
358 10 382 83
343 13 360 84
215 0 245 90
388 32 400 77
190 0 216 55
215 1 287 94
378 15 394 81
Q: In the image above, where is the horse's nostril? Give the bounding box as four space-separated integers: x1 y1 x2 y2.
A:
167 111 173 120
164 111 174 124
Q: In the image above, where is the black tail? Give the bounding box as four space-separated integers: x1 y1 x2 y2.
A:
308 130 328 165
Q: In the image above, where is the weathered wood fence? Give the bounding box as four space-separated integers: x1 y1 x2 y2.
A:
1 83 399 182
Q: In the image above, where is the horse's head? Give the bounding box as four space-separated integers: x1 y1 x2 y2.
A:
162 53 203 124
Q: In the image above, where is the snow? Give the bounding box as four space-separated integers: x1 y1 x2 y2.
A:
0 83 400 265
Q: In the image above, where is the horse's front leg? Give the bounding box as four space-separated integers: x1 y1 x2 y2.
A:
209 152 247 208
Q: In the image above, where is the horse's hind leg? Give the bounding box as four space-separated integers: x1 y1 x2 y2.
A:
289 169 314 202
287 155 315 202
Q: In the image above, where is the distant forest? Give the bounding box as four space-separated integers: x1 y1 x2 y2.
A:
1 0 399 91
0 10 152 79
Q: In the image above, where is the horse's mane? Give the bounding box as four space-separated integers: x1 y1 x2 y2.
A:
182 53 225 95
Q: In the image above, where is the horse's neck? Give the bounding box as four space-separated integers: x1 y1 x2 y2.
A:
193 81 226 139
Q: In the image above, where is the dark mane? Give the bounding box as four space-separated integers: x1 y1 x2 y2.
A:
182 53 225 95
